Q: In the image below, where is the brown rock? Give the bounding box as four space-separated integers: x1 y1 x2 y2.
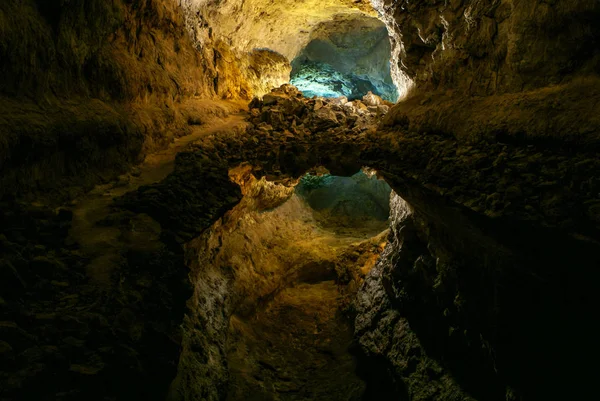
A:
362 91 383 107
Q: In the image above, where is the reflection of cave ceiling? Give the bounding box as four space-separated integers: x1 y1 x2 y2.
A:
181 0 376 60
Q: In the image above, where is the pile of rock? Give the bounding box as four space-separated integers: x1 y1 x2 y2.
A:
247 84 390 138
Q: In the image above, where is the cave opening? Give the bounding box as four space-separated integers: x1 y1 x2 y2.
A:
175 167 403 400
289 14 399 102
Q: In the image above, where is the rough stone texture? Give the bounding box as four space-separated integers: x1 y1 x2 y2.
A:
1 73 599 400
0 0 246 200
384 0 600 144
1 1 600 399
0 117 245 400
291 13 397 100
348 4 600 396
176 85 599 400
168 165 388 400
392 0 600 95
355 195 476 401
0 200 193 401
241 49 292 98
181 0 376 60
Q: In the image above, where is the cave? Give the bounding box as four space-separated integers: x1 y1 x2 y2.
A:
184 169 393 401
1 1 600 401
290 14 399 101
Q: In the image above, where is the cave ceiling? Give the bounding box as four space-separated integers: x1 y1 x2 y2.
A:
181 0 377 60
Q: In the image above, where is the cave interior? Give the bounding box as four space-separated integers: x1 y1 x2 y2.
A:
1 1 599 401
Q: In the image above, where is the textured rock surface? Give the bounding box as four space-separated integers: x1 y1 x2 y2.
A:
169 166 389 400
178 85 599 400
1 70 599 399
392 0 600 95
180 0 375 60
0 0 247 200
241 49 292 98
0 114 247 401
383 0 600 145
0 199 193 401
355 196 476 401
118 85 597 399
1 1 600 400
291 13 397 101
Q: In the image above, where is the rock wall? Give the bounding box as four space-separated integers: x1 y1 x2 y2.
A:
2 78 598 400
385 0 600 142
0 0 249 201
351 1 600 399
241 49 292 98
291 13 398 100
154 84 600 400
393 0 600 95
1 0 599 399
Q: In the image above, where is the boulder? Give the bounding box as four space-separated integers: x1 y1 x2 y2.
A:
362 91 384 107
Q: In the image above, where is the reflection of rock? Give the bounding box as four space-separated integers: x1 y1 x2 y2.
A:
296 171 392 231
172 169 387 400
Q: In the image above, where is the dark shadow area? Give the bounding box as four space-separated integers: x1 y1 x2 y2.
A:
382 181 600 401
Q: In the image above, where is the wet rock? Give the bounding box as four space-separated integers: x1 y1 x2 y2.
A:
353 100 368 112
314 98 324 111
263 93 287 106
377 104 389 115
330 96 348 106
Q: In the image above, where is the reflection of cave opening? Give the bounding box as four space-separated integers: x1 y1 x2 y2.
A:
208 168 398 400
290 14 398 102
296 171 391 236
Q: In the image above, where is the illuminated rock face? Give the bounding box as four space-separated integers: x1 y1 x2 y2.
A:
180 0 375 60
290 14 398 101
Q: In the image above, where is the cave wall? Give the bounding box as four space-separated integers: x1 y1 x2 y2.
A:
353 1 600 399
384 0 600 142
291 14 398 100
0 0 251 200
1 1 599 400
393 0 600 95
162 85 599 400
1 71 597 400
355 171 600 401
